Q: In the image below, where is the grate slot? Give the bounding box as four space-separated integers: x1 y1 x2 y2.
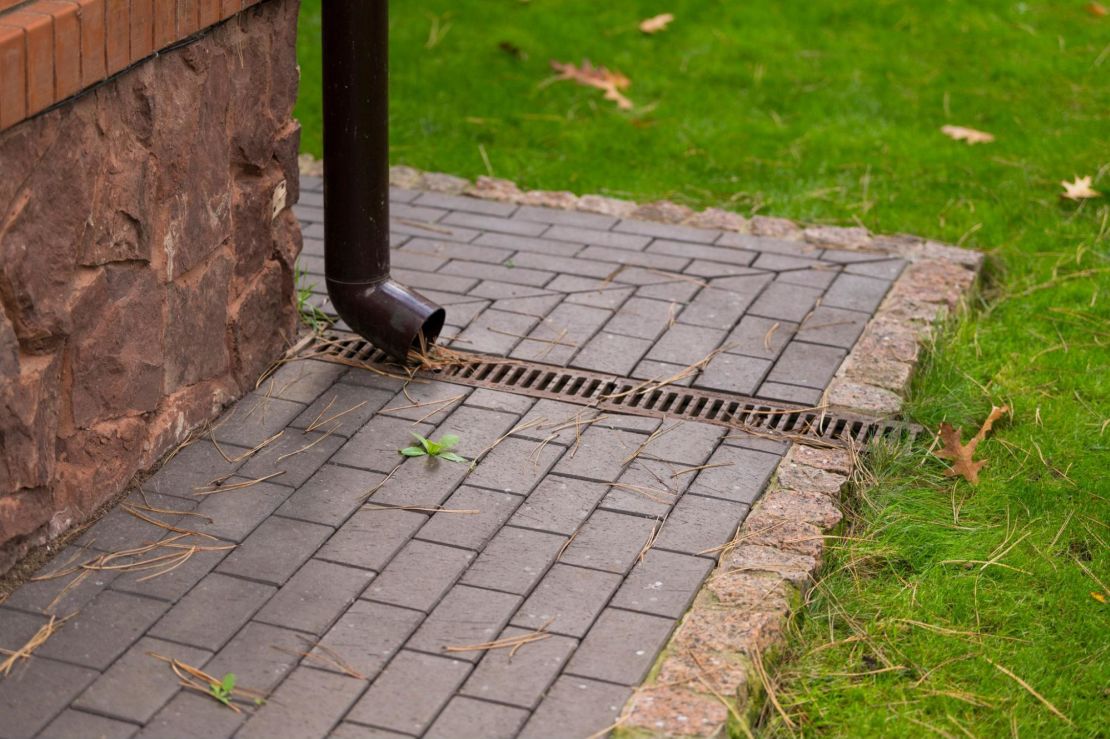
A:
300 331 923 449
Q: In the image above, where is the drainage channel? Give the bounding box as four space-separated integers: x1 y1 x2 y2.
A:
297 332 923 448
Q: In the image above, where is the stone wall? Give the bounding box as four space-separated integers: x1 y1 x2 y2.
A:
0 0 302 572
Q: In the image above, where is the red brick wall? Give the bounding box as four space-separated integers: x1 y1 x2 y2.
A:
0 0 270 131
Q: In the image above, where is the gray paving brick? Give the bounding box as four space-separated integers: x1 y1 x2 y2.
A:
142 441 244 500
468 280 556 301
452 308 539 354
39 709 138 739
757 381 825 406
407 585 522 662
3 545 117 616
211 394 306 448
487 293 563 317
611 549 713 618
330 724 410 739
392 202 449 223
377 381 472 423
276 464 384 528
632 358 695 386
236 430 344 489
747 281 824 323
388 186 418 203
37 590 168 670
391 267 478 295
509 476 609 535
433 404 523 460
441 259 555 288
0 607 50 652
74 637 211 724
578 244 691 271
512 563 620 638
190 479 294 542
254 559 373 635
401 236 515 265
680 274 772 330
461 526 566 595
844 257 906 280
752 251 827 271
415 191 517 217
474 230 584 258
466 438 562 496
552 426 643 481
461 626 577 709
345 650 471 734
636 276 703 302
77 492 199 552
776 266 841 289
508 251 614 279
646 323 727 364
653 495 748 557
216 516 332 586
261 359 347 404
290 383 395 437
203 622 307 693
513 204 617 230
391 248 448 273
722 430 792 456
149 573 274 651
111 547 228 603
390 220 479 244
564 608 675 685
515 399 598 446
545 224 649 251
716 232 821 255
765 341 847 389
563 284 634 309
603 296 678 340
297 253 326 275
616 220 722 243
822 272 892 313
363 540 474 612
685 259 764 278
462 388 535 415
0 658 98 739
594 413 664 434
331 416 436 474
137 692 245 739
425 696 529 739
237 667 366 739
599 463 680 519
312 600 425 681
687 445 782 505
559 510 657 574
441 210 545 236
571 331 653 375
724 315 797 360
695 351 773 394
366 454 470 509
316 509 427 571
634 420 726 467
796 305 870 348
518 675 631 739
650 239 760 267
339 365 408 392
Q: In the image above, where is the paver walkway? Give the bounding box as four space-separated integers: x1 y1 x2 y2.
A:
0 174 905 739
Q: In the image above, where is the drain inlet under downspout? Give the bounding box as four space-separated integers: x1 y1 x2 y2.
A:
322 0 446 362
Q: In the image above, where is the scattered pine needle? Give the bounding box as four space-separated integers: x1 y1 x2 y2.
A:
363 503 479 514
277 424 341 461
193 471 286 496
0 614 72 677
443 620 554 655
985 658 1073 725
149 653 265 713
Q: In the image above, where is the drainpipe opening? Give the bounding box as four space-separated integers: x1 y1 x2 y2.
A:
322 0 446 363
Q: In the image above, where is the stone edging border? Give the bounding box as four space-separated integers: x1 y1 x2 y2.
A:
298 158 985 737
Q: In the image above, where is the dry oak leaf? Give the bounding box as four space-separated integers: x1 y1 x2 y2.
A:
935 405 1009 484
1061 175 1101 201
550 59 633 110
640 13 675 33
1087 2 1107 17
941 125 995 145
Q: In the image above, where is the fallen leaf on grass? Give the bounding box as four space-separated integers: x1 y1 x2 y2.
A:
1087 2 1107 17
550 59 633 110
1061 175 1101 201
1092 592 1107 604
639 13 674 33
941 125 995 144
934 405 1009 484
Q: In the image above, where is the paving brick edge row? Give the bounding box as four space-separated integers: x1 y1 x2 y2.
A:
307 161 983 736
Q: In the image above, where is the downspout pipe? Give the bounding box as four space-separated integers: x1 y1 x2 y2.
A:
322 0 446 362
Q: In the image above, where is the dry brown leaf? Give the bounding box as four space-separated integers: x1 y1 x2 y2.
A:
941 125 995 145
1087 2 1107 17
935 405 1009 484
639 13 674 33
550 59 633 110
1061 175 1101 201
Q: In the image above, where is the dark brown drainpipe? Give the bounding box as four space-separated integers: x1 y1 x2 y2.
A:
322 0 446 362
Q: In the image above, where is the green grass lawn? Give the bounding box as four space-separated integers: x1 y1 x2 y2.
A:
295 1 1108 735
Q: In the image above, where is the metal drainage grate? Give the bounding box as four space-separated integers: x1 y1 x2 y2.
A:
299 332 923 447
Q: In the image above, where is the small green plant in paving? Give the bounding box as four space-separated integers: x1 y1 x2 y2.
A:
400 432 470 465
295 265 332 333
208 673 236 708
